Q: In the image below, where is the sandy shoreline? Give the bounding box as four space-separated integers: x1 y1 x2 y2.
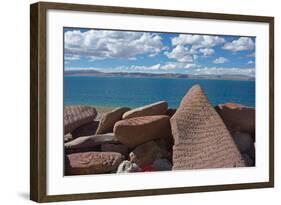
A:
94 106 117 114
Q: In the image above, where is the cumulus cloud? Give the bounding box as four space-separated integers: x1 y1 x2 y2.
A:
66 61 201 73
109 63 168 72
165 34 224 62
213 57 228 64
126 62 192 71
161 62 179 70
172 34 225 48
64 29 164 60
184 63 200 69
199 48 215 56
164 45 194 63
222 37 255 52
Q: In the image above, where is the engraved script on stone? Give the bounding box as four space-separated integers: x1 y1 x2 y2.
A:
170 85 245 170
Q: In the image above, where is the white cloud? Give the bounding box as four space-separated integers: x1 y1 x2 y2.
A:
161 62 178 70
66 65 254 77
222 37 255 52
129 64 162 71
193 67 255 77
166 34 224 61
213 57 228 64
199 48 215 56
64 54 80 61
184 63 201 69
128 62 189 71
64 30 164 60
164 45 194 63
247 60 254 64
172 34 225 49
66 61 200 73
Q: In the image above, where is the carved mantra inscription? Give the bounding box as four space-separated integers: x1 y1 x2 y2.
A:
171 85 245 170
64 105 97 134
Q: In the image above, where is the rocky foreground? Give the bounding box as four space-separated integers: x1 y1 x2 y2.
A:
64 85 255 175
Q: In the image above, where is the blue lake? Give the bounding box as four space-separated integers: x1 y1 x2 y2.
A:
64 76 255 108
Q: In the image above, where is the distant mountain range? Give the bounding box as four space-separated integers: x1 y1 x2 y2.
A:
64 69 255 81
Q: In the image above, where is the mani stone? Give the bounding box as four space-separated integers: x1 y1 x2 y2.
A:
96 107 131 134
171 85 245 170
116 160 141 173
64 105 97 134
101 143 129 158
129 141 170 167
122 101 168 119
71 121 99 139
65 152 124 175
64 133 119 150
114 115 171 148
215 103 255 140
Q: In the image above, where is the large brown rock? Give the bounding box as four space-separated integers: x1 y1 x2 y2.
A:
65 152 124 175
114 115 171 148
64 133 118 151
101 143 129 158
71 121 99 138
171 85 245 170
122 101 168 119
129 141 170 167
215 103 255 139
64 105 97 134
96 107 131 134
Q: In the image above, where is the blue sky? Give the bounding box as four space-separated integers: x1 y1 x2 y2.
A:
64 28 255 77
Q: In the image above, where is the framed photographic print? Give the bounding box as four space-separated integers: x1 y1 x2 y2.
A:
30 1 274 202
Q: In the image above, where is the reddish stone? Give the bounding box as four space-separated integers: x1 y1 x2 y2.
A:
122 101 168 119
101 143 129 158
96 107 131 134
114 115 172 148
215 103 255 140
171 85 245 170
64 105 97 134
65 152 124 175
71 121 99 138
64 133 119 152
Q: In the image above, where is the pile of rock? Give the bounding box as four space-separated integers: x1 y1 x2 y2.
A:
215 103 255 166
64 101 173 175
64 85 255 175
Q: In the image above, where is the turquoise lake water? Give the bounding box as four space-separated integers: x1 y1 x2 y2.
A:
64 76 255 108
